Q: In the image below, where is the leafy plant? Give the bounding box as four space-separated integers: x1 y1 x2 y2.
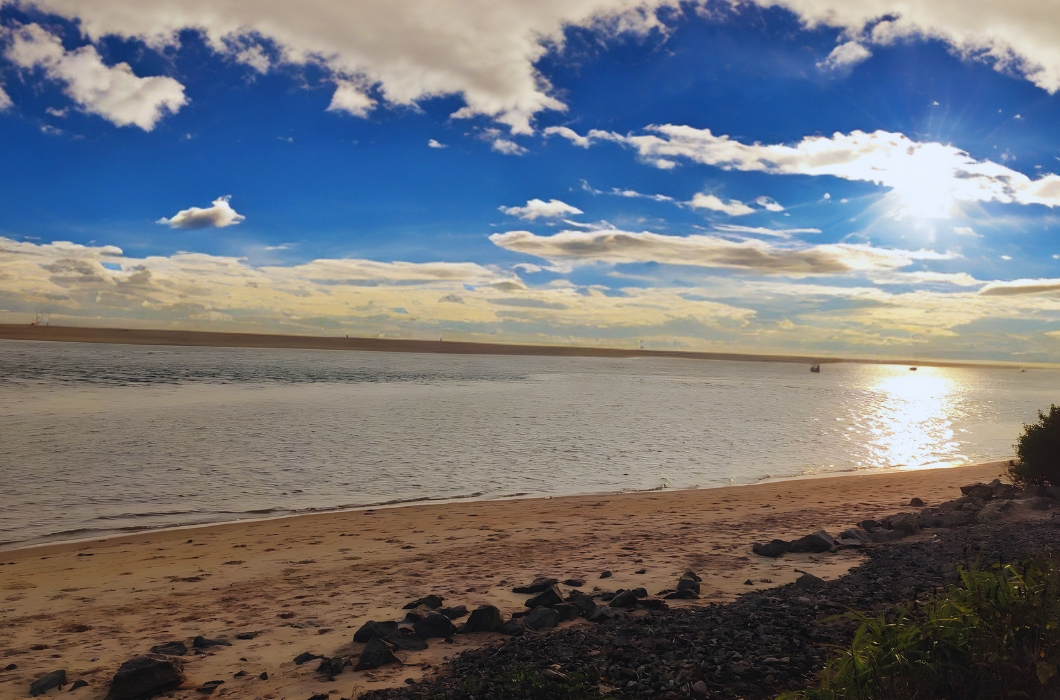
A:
1007 405 1060 488
781 557 1060 700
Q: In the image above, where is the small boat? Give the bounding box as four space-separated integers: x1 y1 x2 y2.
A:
909 367 917 371
810 364 821 373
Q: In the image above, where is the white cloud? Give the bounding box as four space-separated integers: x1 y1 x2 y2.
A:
0 83 11 110
953 226 979 237
15 0 678 134
713 223 822 238
234 45 270 73
980 279 1060 296
687 193 755 216
817 41 871 71
755 196 784 212
3 23 186 130
157 196 246 229
586 125 1060 218
500 198 583 220
491 138 528 155
489 228 953 275
751 0 1060 93
427 138 446 148
327 81 376 117
544 125 593 147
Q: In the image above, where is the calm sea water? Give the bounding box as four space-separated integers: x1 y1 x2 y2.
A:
0 340 1055 549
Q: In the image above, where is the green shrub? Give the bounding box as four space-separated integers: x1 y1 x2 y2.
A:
1007 405 1060 488
780 558 1060 700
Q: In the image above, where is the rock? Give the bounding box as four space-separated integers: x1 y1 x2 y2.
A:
148 641 187 656
353 620 399 643
587 605 620 623
744 579 754 586
1030 497 1052 511
30 670 67 696
631 587 647 598
994 482 1021 500
977 500 1015 523
909 497 925 507
609 590 639 608
524 585 564 608
355 638 400 671
233 671 246 678
859 519 880 531
196 680 224 694
258 672 268 681
308 695 329 700
960 483 995 500
794 573 825 590
664 589 699 599
940 510 975 527
498 619 525 636
753 539 790 557
599 570 612 579
192 636 230 649
566 593 597 617
562 578 586 587
553 603 580 621
316 657 346 676
523 606 561 631
402 594 444 610
402 605 438 623
234 632 259 640
639 598 669 610
384 628 429 652
839 528 871 543
439 605 468 619
870 528 905 543
676 576 701 594
413 613 457 639
691 680 708 697
682 570 702 582
511 578 557 594
918 508 943 529
106 656 185 700
1045 485 1060 500
294 652 319 665
4 664 17 671
788 530 837 553
888 513 920 535
835 538 865 549
69 679 89 691
461 605 503 633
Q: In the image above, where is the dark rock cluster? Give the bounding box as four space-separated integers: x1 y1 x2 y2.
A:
361 510 1060 700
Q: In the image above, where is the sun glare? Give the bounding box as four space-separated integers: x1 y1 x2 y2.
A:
862 367 966 470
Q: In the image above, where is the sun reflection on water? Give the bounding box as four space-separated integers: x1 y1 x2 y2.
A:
860 367 967 470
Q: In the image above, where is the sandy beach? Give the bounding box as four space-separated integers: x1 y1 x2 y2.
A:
0 461 1006 699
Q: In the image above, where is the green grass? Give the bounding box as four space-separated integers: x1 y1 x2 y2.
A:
781 557 1060 700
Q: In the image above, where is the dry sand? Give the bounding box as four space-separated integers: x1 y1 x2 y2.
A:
0 461 1005 699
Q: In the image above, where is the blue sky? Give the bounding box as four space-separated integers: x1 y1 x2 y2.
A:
2 0 1060 362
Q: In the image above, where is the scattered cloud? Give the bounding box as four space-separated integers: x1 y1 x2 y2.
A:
500 198 583 220
489 228 953 275
234 45 270 73
687 193 755 216
491 138 528 155
544 125 592 147
157 196 246 229
327 81 376 117
712 224 822 238
953 226 979 237
755 196 784 212
427 138 446 148
3 23 186 130
817 41 871 71
0 84 13 111
980 279 1060 296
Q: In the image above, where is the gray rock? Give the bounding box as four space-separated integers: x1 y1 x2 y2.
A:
512 578 557 594
870 528 905 543
664 589 699 600
402 594 444 610
909 497 924 507
498 619 525 636
888 513 920 535
384 628 428 651
554 603 580 621
523 606 561 630
631 587 647 598
30 670 66 697
960 482 995 500
402 605 437 623
315 657 346 675
192 636 230 649
148 641 187 656
609 590 639 608
355 638 400 671
676 576 701 594
524 585 563 608
639 598 668 610
353 620 399 643
940 510 975 527
413 613 457 639
587 605 620 622
1030 497 1052 511
788 530 836 553
794 573 825 590
106 656 185 700
752 540 789 557
682 570 702 582
566 593 597 617
858 519 880 531
838 529 871 543
439 605 468 620
69 679 89 691
460 605 503 633
294 652 319 665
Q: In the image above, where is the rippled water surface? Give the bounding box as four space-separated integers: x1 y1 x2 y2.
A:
1 340 1055 548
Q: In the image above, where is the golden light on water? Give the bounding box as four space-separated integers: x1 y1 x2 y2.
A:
862 366 966 471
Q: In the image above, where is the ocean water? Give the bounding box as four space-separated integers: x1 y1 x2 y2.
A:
0 340 1055 549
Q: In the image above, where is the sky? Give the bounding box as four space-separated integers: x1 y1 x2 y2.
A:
2 1 1060 362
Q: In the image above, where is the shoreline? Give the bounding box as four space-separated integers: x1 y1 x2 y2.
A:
0 458 1011 554
0 461 1007 699
0 324 1041 370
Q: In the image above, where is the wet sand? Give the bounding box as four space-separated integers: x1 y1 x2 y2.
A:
0 461 1005 699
